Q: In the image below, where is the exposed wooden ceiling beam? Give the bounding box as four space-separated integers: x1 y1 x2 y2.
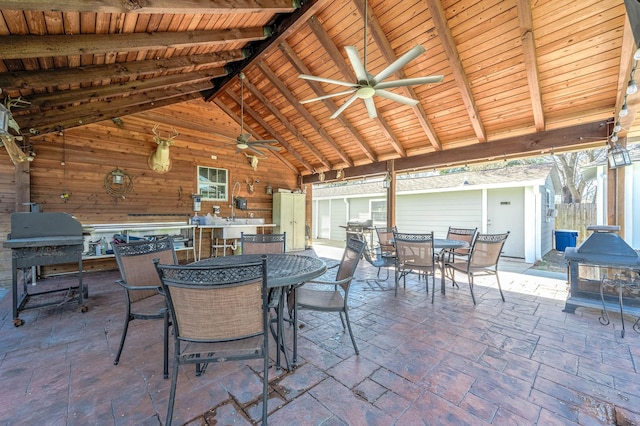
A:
617 18 639 137
301 120 608 183
304 16 390 161
0 28 268 60
0 0 298 13
256 61 353 168
516 0 545 132
424 0 487 143
28 69 225 108
15 87 203 135
0 51 245 90
244 67 334 170
352 0 440 152
204 0 333 100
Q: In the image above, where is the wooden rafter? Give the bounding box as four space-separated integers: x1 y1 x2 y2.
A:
278 40 383 161
516 0 545 132
616 18 639 135
28 69 225 108
218 90 316 173
352 0 440 152
244 68 331 170
304 16 392 161
424 0 487 143
0 51 245 90
256 61 353 168
15 88 204 135
0 0 298 13
0 28 268 60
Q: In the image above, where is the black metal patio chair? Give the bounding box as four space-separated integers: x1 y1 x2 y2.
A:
112 237 177 379
154 256 269 426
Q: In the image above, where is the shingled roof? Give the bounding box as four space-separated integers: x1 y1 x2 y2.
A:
313 163 559 198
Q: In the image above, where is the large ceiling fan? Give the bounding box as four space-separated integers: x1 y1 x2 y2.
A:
216 72 281 156
298 0 443 119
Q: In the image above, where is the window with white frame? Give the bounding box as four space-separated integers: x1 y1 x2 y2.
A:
370 199 386 225
198 166 228 201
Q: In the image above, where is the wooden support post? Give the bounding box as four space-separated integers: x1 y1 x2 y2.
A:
386 159 396 228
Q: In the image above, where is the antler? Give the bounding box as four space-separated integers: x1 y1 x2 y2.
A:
4 96 31 111
151 124 179 145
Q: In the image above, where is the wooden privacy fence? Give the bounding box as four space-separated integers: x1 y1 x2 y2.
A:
555 203 597 246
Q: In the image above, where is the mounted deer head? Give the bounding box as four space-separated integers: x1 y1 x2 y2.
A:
246 178 256 194
148 124 178 173
0 97 34 166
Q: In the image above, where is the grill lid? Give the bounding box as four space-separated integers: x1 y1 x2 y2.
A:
564 225 640 267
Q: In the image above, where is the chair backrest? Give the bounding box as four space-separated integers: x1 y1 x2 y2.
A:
375 226 397 254
335 237 367 290
113 237 178 303
393 232 435 268
469 232 510 268
446 227 477 255
241 232 286 254
154 257 268 342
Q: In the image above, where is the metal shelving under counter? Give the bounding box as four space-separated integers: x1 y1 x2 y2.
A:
82 222 197 261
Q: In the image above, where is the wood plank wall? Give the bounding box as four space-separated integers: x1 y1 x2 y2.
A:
0 99 302 283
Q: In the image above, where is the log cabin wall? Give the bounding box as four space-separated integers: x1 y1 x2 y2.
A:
0 99 301 283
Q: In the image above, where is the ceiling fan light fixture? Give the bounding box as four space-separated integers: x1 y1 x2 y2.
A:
236 142 249 150
356 86 376 99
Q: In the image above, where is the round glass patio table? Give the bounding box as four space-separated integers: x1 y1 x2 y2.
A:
191 253 327 370
191 253 327 287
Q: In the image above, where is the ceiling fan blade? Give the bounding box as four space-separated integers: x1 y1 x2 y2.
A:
208 130 237 141
330 93 359 119
254 144 282 151
363 97 377 119
250 139 278 145
299 74 359 88
375 89 420 106
345 46 369 83
374 75 444 90
300 89 357 104
372 45 426 84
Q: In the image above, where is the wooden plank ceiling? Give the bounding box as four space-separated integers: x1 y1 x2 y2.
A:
0 0 636 183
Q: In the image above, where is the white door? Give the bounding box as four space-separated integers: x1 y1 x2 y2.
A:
317 200 331 239
487 188 525 258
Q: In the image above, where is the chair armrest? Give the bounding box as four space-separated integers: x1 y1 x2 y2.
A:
305 276 353 287
114 279 163 293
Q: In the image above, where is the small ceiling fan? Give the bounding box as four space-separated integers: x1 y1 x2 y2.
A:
217 72 281 156
298 0 443 119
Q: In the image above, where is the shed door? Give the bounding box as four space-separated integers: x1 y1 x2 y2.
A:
487 188 524 258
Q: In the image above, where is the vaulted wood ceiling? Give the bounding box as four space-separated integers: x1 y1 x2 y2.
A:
1 0 637 183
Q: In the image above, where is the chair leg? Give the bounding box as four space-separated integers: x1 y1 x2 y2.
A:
394 268 399 297
468 274 477 305
495 272 505 302
292 291 298 364
338 311 346 329
166 353 180 426
262 334 269 423
431 273 435 304
343 309 359 355
113 312 131 366
163 310 169 379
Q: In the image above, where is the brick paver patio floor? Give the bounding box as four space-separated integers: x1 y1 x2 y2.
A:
1 244 639 425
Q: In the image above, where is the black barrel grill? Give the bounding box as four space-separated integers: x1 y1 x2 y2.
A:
563 225 640 319
3 212 86 326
